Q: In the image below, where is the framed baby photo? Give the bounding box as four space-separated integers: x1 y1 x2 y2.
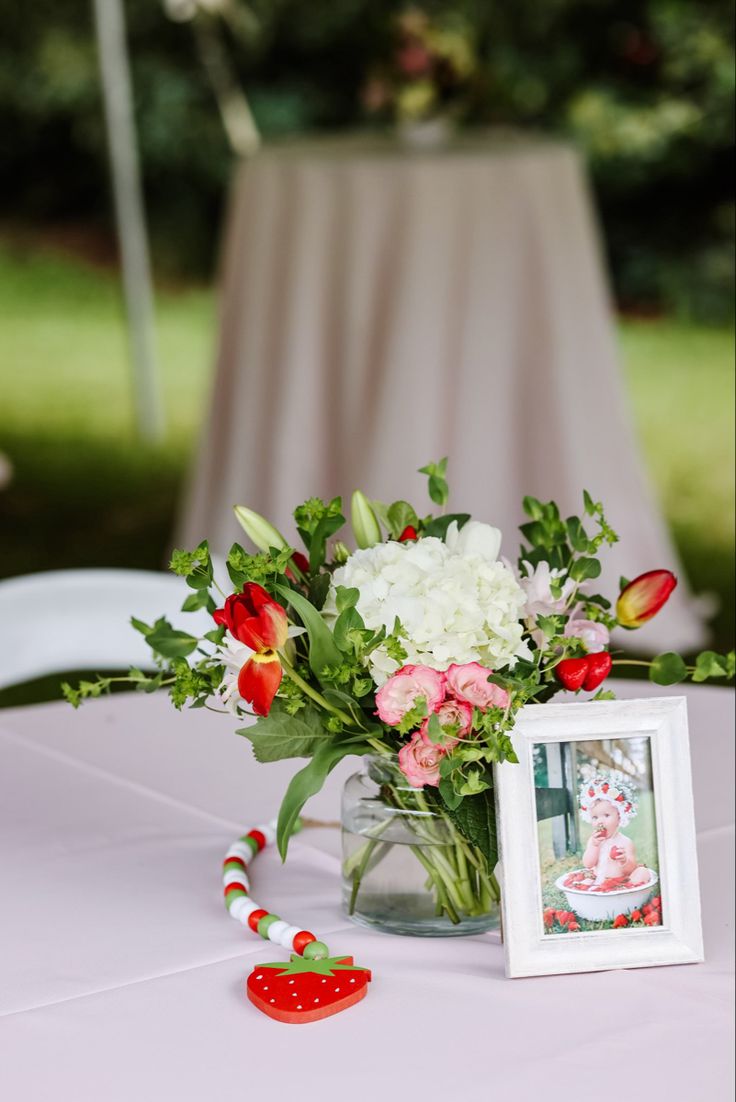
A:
495 697 704 978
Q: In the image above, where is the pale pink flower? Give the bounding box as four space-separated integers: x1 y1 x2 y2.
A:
375 664 446 726
398 732 444 788
446 662 509 711
563 607 610 653
420 697 474 749
518 560 576 619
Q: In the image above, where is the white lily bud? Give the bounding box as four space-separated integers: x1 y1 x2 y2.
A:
233 505 288 553
351 490 382 549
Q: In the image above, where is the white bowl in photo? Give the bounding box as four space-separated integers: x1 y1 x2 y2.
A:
554 869 658 923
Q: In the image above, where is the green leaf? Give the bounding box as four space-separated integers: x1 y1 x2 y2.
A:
309 512 345 572
583 490 596 515
439 777 463 810
649 651 688 685
422 513 470 540
134 616 199 659
387 500 419 537
424 712 445 744
692 650 731 682
335 586 360 613
418 458 449 506
307 572 331 611
333 606 365 653
442 787 498 871
274 584 342 681
565 516 589 552
569 556 602 582
619 576 631 591
181 590 211 612
522 496 544 520
238 704 333 762
277 740 371 859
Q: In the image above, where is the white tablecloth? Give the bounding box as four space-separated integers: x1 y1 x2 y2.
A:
1 681 733 1101
178 135 704 653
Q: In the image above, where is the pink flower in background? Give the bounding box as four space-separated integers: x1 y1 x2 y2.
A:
446 662 509 711
375 664 446 726
398 732 444 788
563 607 610 653
420 697 473 749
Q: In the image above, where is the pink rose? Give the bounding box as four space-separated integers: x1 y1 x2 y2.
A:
446 662 509 711
420 697 473 749
398 732 444 788
563 607 610 654
375 665 446 727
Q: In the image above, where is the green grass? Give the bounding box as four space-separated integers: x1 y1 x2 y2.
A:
0 239 733 705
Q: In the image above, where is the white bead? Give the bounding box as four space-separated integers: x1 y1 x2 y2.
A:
277 925 302 951
266 920 289 944
230 897 259 921
258 822 277 845
226 842 252 863
223 868 250 890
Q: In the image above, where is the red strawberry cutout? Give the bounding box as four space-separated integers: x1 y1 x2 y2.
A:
602 782 609 793
247 954 371 1024
556 658 589 691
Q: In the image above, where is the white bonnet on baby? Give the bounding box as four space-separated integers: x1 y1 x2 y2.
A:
578 774 638 829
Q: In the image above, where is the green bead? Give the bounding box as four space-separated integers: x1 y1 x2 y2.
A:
303 940 329 960
224 889 247 909
240 835 259 855
257 913 280 938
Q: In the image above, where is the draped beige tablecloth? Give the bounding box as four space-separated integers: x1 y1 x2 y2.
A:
179 135 704 652
0 682 732 1101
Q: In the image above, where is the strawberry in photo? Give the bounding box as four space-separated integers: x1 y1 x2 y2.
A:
613 914 629 928
247 954 371 1023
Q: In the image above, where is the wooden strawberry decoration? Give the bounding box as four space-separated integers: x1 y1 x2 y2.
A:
247 954 372 1024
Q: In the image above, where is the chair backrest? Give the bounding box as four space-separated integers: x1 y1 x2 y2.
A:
0 569 214 690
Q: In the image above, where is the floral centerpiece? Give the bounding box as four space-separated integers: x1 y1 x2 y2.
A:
66 460 733 935
362 7 477 140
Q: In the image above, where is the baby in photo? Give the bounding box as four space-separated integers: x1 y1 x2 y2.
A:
579 774 650 887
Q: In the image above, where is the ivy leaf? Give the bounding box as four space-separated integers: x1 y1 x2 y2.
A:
333 606 365 653
522 495 544 520
418 458 449 507
650 651 688 685
181 590 212 612
238 704 333 762
274 584 341 682
335 586 360 613
276 739 371 859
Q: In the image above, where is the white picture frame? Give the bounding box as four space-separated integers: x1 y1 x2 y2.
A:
495 697 704 978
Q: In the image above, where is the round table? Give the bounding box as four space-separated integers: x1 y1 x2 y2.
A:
0 681 732 1100
178 134 704 654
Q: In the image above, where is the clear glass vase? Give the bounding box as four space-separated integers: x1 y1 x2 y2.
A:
341 755 500 937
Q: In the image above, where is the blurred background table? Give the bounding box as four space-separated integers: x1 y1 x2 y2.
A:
1 680 732 1101
179 134 703 652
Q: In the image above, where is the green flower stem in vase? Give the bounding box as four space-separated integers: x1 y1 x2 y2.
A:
341 755 500 936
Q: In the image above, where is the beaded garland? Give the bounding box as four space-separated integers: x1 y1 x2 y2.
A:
223 821 372 1023
222 819 330 960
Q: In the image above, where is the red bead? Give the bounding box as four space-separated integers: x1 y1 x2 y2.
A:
292 930 317 955
224 882 247 896
223 856 246 870
248 830 267 851
247 909 269 933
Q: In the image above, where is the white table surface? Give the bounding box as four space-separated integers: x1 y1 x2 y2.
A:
0 681 733 1101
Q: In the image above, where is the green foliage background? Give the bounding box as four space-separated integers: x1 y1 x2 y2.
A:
1 0 733 315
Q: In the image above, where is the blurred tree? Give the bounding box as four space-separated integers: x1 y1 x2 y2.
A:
0 0 732 314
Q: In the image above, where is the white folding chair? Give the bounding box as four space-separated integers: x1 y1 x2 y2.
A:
0 569 215 690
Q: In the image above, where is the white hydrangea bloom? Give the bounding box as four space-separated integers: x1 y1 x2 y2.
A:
324 529 531 686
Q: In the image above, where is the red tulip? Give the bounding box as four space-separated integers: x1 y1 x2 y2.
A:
214 584 288 651
616 570 677 628
214 584 289 716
